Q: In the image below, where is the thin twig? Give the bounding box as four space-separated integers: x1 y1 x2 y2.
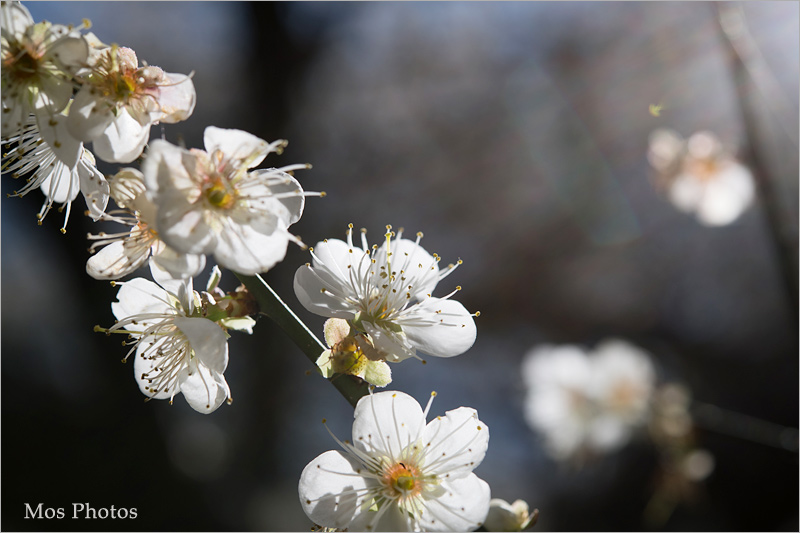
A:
692 401 799 453
235 273 371 408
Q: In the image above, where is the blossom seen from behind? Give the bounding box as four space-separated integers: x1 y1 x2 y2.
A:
299 390 491 531
294 224 477 363
316 317 392 387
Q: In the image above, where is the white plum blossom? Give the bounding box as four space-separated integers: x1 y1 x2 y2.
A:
294 225 477 363
86 168 205 280
141 126 314 275
1 0 89 135
648 129 755 226
101 262 231 414
522 339 656 461
67 43 196 163
299 390 491 531
2 112 108 231
483 499 538 532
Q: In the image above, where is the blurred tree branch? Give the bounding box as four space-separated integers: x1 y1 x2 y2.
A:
714 2 799 323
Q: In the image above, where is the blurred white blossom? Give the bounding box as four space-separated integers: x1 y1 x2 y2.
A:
299 390 491 531
294 224 477 363
522 339 656 461
648 129 755 226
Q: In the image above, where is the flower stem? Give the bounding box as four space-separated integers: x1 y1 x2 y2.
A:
235 273 370 408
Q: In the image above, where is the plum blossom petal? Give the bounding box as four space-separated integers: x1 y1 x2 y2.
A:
157 72 196 123
294 265 356 318
91 107 150 164
87 240 150 281
299 450 374 530
351 391 426 458
1 1 33 35
110 277 172 329
420 406 489 479
203 125 271 168
177 347 230 414
68 85 117 142
403 298 477 358
173 317 228 374
416 474 491 532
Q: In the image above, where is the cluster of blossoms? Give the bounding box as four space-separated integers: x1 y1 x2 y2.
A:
87 124 316 413
647 128 755 226
293 227 505 530
521 338 715 516
1 0 195 230
521 339 657 461
2 3 536 531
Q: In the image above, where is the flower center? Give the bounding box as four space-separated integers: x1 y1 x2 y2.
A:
383 461 423 499
607 380 641 412
89 46 163 107
330 337 368 375
3 45 42 83
113 72 138 101
686 158 719 182
203 177 237 209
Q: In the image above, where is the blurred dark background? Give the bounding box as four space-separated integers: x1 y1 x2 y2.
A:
2 2 798 531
